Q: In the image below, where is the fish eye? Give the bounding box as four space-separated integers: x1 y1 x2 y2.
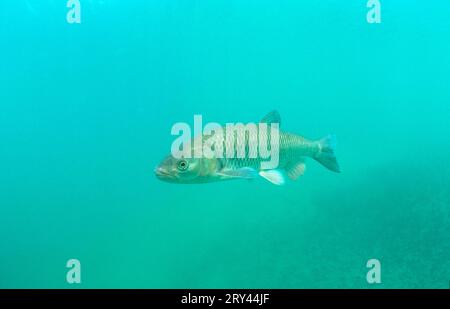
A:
177 159 189 171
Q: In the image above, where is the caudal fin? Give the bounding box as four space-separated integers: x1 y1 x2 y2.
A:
314 134 340 173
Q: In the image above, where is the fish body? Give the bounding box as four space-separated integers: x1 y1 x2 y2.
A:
155 111 340 185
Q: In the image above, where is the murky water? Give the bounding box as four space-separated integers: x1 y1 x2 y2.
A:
0 1 449 288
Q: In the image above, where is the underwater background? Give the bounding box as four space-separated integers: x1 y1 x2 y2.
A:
1 0 449 288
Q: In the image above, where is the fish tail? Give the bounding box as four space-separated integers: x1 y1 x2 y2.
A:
314 134 340 173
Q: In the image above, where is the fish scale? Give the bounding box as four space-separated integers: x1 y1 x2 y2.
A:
220 131 318 171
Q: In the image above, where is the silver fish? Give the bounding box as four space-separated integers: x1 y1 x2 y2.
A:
155 111 340 185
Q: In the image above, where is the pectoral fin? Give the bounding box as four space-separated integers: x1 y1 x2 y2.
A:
259 170 285 185
217 167 258 180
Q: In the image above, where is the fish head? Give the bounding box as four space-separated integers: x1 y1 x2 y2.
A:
155 155 221 184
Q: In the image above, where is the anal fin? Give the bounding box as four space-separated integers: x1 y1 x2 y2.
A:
285 159 306 180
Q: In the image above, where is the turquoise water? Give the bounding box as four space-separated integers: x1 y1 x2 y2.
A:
1 1 449 288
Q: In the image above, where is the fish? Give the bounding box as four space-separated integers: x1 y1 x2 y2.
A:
155 111 340 185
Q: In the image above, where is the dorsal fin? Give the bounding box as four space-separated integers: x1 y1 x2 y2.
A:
260 110 281 126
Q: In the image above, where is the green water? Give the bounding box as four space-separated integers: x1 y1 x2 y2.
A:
0 1 449 288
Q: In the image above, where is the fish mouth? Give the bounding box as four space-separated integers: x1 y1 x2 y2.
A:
154 167 175 180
